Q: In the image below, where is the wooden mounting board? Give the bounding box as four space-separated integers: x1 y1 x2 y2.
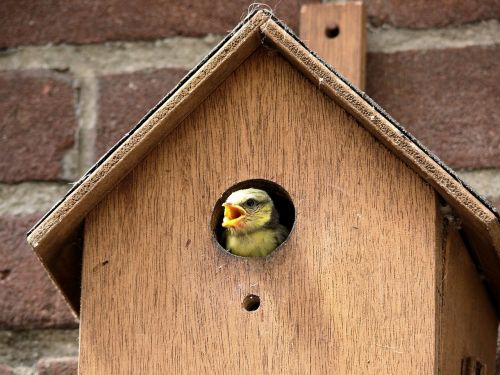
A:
300 2 366 89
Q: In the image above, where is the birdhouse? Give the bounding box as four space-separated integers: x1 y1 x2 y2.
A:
27 10 499 374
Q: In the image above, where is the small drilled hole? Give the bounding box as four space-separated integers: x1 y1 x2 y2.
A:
325 24 340 39
243 294 260 311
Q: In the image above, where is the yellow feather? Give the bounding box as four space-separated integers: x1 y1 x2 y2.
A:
226 228 279 257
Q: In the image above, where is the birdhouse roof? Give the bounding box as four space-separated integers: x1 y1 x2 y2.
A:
27 9 500 315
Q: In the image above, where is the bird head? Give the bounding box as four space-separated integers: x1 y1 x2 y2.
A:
222 188 275 234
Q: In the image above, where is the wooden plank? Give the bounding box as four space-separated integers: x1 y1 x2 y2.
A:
438 222 497 374
260 18 500 309
80 47 440 374
300 2 366 89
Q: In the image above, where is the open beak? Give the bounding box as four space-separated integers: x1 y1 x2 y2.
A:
222 203 247 228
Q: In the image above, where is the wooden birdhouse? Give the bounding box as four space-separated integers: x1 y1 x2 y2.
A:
27 10 499 374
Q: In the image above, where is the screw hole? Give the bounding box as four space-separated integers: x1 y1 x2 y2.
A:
242 294 260 312
325 24 340 39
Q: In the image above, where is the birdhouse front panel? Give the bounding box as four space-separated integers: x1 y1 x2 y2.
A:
79 47 443 374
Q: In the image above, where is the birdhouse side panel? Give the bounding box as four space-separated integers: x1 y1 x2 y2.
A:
438 223 497 373
79 47 441 374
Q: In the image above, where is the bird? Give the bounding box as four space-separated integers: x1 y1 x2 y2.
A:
221 188 289 257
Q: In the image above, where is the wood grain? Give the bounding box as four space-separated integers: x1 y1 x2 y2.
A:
80 47 440 374
300 2 366 89
438 222 497 374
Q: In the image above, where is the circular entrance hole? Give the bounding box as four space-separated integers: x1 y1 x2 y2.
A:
242 294 261 311
211 179 295 257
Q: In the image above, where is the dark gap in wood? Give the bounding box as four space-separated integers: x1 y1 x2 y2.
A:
461 357 486 375
436 197 450 374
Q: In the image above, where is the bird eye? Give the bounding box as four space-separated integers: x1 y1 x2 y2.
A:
246 198 256 207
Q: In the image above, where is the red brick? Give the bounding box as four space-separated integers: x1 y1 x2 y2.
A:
0 0 316 47
95 68 187 157
366 45 500 169
0 71 77 183
364 0 500 28
0 215 78 329
0 364 15 375
36 358 78 375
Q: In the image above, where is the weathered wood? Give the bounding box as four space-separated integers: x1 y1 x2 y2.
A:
300 2 366 89
438 221 497 374
80 47 440 374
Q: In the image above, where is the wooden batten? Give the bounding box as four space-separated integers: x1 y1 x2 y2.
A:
300 2 366 89
26 9 500 316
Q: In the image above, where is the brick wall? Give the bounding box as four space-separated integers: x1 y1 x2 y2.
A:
0 1 498 373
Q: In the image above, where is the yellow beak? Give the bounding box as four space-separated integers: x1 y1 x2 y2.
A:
222 203 247 228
